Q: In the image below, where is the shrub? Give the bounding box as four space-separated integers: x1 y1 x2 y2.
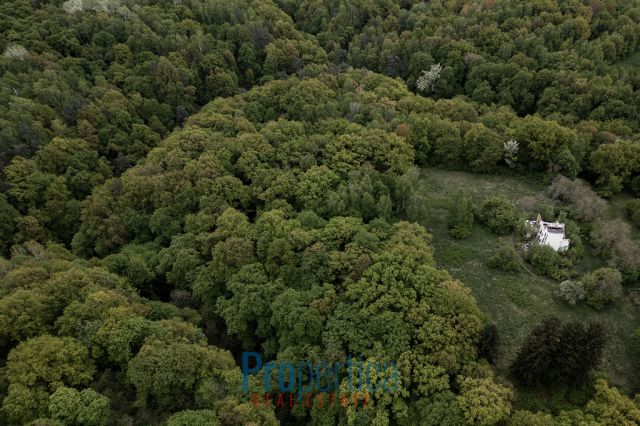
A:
515 215 536 240
556 214 585 260
557 280 585 305
590 220 631 258
582 267 623 309
448 191 474 239
590 221 640 281
516 195 555 221
476 196 517 235
547 176 606 222
487 244 520 272
525 244 570 281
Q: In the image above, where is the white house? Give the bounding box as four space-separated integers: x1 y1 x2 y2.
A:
526 214 570 252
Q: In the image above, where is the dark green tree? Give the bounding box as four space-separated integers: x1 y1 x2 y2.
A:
510 317 606 388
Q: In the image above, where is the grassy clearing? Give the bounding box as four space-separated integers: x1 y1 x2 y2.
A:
417 168 640 407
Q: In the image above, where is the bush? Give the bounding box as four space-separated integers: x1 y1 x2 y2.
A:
516 195 555 221
525 244 570 281
590 221 640 281
515 215 536 240
582 267 623 309
547 176 606 222
476 196 517 235
487 244 520 272
590 220 631 258
555 213 585 260
448 191 474 239
557 280 585 305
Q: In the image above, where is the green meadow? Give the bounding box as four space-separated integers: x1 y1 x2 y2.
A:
417 168 640 409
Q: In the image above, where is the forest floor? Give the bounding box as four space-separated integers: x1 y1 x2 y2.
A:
417 168 640 411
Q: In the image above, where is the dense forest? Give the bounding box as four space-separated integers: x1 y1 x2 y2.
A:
2 0 640 424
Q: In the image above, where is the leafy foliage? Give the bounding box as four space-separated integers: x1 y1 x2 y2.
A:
1 0 640 423
590 220 640 282
525 244 571 281
0 243 272 424
585 379 640 425
582 267 623 310
167 410 220 426
487 244 520 273
457 376 512 426
448 191 474 239
557 280 586 306
476 196 517 235
510 317 606 388
48 387 110 426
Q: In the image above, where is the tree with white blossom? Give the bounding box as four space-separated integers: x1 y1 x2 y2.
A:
416 63 442 93
62 0 83 13
63 0 120 14
504 140 519 167
3 45 28 61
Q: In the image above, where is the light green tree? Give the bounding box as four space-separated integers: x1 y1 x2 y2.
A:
457 376 512 426
6 335 95 391
48 387 110 426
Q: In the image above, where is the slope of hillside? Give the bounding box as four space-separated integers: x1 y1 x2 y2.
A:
417 168 640 399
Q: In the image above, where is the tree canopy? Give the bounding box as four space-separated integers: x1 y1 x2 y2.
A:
2 0 640 424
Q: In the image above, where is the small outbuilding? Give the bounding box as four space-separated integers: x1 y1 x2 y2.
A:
526 214 570 252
